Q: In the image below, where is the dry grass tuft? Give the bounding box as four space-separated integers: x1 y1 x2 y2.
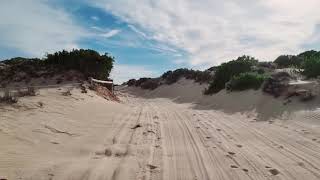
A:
0 89 18 104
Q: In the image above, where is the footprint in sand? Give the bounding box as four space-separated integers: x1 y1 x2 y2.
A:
95 144 127 158
298 162 305 167
236 144 242 148
269 169 280 175
147 164 158 170
230 165 238 168
104 149 112 156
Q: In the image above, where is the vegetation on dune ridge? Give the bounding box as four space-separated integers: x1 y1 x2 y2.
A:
126 49 320 96
46 49 114 80
0 49 114 87
127 68 213 90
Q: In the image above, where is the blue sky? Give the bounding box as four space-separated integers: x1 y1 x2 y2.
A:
1 0 320 83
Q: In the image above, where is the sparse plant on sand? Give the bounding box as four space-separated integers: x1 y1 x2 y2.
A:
0 89 18 104
17 87 36 97
62 89 72 96
80 84 87 93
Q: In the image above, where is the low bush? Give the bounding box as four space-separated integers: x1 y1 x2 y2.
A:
273 55 303 68
262 72 291 97
226 72 267 91
302 55 320 78
140 79 160 90
204 55 258 94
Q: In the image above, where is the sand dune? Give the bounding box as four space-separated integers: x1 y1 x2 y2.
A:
1 80 320 180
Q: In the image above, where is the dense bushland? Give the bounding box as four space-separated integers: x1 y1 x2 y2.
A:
45 49 114 80
0 49 114 85
204 55 258 94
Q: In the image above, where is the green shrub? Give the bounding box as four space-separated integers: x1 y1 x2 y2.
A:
1 49 114 82
226 72 267 91
204 55 258 94
273 55 303 68
302 55 320 78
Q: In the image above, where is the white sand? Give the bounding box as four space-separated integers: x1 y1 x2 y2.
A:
1 80 320 180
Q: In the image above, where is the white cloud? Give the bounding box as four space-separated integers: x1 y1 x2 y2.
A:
90 0 320 66
110 64 157 84
101 29 121 38
91 16 100 21
0 0 87 57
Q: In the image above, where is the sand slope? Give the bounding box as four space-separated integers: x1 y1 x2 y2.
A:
1 82 320 180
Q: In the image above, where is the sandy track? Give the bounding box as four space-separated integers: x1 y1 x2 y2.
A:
1 88 320 180
142 98 320 180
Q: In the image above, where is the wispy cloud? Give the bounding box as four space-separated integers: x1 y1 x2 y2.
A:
101 29 121 38
90 0 320 66
0 0 87 57
128 25 148 39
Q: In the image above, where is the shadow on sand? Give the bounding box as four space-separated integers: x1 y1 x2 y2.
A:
119 85 320 121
